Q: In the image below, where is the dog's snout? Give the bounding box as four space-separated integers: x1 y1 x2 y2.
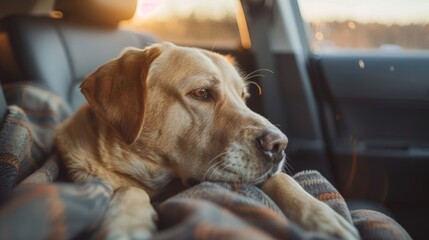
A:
257 130 288 161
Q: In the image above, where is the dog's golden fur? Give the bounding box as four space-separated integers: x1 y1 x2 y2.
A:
56 43 359 239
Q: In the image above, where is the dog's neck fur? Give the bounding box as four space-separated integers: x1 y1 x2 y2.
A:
56 105 174 196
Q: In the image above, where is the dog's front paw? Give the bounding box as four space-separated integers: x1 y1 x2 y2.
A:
261 173 359 239
93 186 157 240
301 202 360 240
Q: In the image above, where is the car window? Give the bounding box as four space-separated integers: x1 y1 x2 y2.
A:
120 0 250 49
297 0 429 52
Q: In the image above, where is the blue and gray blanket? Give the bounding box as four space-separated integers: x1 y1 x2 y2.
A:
0 83 411 239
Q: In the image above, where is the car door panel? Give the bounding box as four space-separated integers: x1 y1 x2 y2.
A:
310 52 429 238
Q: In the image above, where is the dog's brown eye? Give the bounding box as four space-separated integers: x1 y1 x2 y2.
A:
192 88 210 99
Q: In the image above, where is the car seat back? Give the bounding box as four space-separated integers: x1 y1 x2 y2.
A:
0 0 156 109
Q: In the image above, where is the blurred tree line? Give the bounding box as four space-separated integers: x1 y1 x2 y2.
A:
124 17 240 48
310 21 429 51
124 17 429 51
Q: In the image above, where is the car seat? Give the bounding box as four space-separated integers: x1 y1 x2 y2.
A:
0 0 156 110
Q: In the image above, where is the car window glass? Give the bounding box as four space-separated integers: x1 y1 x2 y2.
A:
297 0 429 52
121 0 249 49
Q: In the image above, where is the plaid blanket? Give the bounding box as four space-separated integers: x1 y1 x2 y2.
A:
0 83 411 240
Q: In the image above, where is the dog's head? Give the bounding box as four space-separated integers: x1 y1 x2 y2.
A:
81 42 288 186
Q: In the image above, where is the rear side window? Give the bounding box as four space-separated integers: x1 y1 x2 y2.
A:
297 0 429 52
121 0 250 49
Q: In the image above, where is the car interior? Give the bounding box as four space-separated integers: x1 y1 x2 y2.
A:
0 0 427 238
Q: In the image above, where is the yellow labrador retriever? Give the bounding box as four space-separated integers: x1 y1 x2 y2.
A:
56 42 359 239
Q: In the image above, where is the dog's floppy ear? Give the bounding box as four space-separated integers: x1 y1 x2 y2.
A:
81 45 161 144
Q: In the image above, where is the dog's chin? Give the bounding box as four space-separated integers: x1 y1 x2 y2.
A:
246 154 286 185
184 162 284 187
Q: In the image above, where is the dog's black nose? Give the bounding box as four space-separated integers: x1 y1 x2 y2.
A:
257 130 288 161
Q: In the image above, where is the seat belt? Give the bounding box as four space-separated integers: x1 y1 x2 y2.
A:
240 1 336 182
240 1 288 128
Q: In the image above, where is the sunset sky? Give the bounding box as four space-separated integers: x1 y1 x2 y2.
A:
298 0 429 24
132 0 429 25
134 0 237 21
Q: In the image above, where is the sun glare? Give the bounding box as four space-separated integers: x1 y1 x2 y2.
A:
122 0 249 49
136 0 163 19
129 0 238 23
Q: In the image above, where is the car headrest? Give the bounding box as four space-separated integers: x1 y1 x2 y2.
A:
54 0 137 27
